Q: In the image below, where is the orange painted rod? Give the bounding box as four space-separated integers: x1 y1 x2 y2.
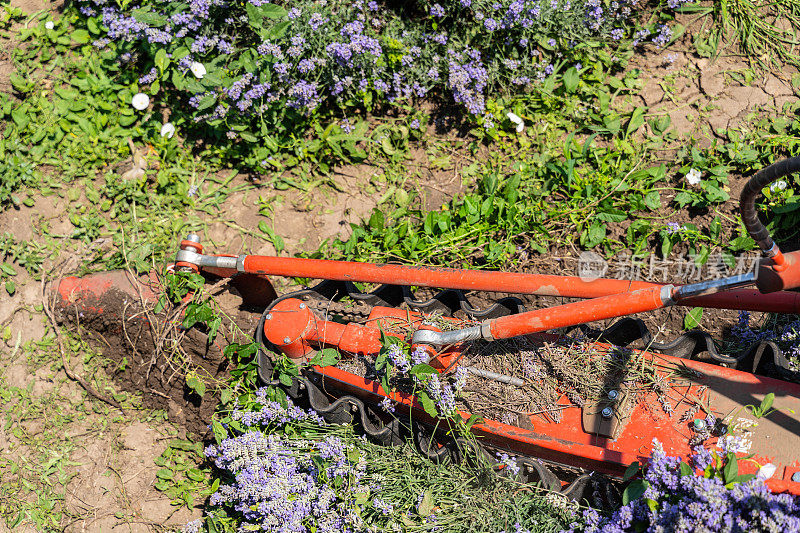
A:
488 286 667 340
238 255 800 312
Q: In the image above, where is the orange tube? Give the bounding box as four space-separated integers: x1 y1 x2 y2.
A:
488 286 667 340
238 255 800 312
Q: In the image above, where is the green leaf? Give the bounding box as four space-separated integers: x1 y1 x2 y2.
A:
464 413 484 430
410 363 437 377
723 453 738 484
0 263 16 276
168 439 197 452
650 115 671 135
185 372 206 397
319 348 340 367
709 216 721 240
644 191 661 210
154 48 169 74
626 107 646 136
72 29 90 44
622 479 649 505
212 419 227 444
279 373 293 387
260 3 287 18
623 461 640 481
197 95 216 111
417 391 438 418
679 461 693 477
131 8 168 26
684 307 703 329
267 20 290 39
155 468 174 480
755 393 774 418
562 67 579 92
417 490 434 516
5 281 15 296
581 222 606 248
186 468 205 481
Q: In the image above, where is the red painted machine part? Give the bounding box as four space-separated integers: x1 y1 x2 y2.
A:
758 250 800 293
310 351 800 496
487 286 666 340
298 306 800 496
58 270 159 312
222 254 800 312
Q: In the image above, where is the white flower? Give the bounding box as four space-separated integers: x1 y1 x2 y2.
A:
190 62 207 79
160 122 176 138
506 111 525 133
44 20 54 30
131 92 150 110
757 463 776 480
686 168 702 186
770 180 787 192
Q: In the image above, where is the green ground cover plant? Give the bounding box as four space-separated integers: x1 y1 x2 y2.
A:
70 0 678 172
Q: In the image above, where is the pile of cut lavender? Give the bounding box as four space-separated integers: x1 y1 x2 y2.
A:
199 387 577 532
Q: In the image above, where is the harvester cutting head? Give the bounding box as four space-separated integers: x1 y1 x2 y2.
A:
59 158 800 500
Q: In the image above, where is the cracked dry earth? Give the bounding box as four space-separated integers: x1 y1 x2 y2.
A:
633 13 798 144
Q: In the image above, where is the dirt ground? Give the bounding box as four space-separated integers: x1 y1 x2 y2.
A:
1 1 798 531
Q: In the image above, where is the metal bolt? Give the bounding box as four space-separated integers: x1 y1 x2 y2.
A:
299 303 306 309
283 336 291 344
350 403 358 413
186 234 201 243
692 419 706 432
601 407 613 418
265 313 272 320
298 382 305 390
607 390 619 401
793 471 800 483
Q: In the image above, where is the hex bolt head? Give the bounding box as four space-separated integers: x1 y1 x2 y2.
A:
283 336 291 344
607 389 619 401
793 471 800 483
298 382 305 390
601 407 613 418
692 419 706 432
265 313 272 320
299 303 306 309
350 403 358 413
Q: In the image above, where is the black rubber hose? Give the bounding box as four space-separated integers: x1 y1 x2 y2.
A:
740 157 800 254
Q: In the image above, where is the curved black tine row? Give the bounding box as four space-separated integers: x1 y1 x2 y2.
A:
263 346 623 509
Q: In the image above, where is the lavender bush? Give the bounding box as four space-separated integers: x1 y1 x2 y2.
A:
74 0 687 170
564 442 800 532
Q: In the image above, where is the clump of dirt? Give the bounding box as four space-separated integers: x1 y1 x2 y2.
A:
57 281 260 438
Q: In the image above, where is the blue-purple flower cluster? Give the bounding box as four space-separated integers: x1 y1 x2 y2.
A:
563 444 800 532
75 0 689 165
206 393 372 532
